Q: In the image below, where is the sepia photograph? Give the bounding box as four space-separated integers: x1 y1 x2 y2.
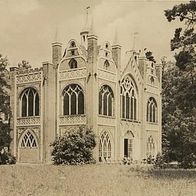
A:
0 0 195 195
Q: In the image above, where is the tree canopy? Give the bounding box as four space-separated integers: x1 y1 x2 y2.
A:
165 0 196 70
162 1 196 168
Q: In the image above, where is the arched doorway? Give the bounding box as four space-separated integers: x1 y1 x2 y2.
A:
124 130 134 159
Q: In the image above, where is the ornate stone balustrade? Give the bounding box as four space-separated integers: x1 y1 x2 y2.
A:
59 115 86 125
59 68 87 81
17 117 41 126
98 69 116 82
98 115 116 126
16 72 42 84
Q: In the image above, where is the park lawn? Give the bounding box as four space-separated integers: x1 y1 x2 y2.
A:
0 164 195 196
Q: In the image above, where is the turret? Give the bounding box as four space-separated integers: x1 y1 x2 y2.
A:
52 42 62 67
112 28 121 70
80 7 90 49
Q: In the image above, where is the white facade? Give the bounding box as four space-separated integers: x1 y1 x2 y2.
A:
9 29 162 163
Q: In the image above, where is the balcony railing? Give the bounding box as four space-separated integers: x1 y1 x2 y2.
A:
59 115 86 125
17 116 41 126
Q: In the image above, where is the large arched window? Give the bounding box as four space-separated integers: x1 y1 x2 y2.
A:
99 131 112 162
20 131 38 148
63 84 84 115
146 136 155 157
120 75 137 120
21 88 39 117
69 58 77 69
99 85 114 116
147 97 157 123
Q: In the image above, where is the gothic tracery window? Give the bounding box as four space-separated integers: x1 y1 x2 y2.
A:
99 85 114 116
120 75 137 120
146 136 155 157
69 58 77 69
20 131 38 148
21 88 39 117
99 131 112 162
63 84 84 115
147 97 157 123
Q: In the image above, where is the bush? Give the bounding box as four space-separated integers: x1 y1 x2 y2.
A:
154 153 166 169
0 149 16 165
122 157 133 165
51 126 96 165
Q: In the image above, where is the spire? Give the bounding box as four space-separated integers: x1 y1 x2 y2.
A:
132 32 139 50
89 14 95 35
53 24 61 43
113 27 119 45
82 6 90 32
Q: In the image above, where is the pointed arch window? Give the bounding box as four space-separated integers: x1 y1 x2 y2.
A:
63 84 84 115
69 58 77 69
147 97 157 123
21 88 39 117
120 76 137 120
20 131 38 148
99 131 112 162
146 136 155 157
99 85 114 116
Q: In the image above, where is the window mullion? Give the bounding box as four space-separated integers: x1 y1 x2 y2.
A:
69 94 71 115
76 93 78 115
26 94 28 117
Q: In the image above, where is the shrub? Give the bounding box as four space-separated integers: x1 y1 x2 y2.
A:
154 153 166 169
51 126 96 165
0 149 16 165
147 155 155 164
122 157 133 165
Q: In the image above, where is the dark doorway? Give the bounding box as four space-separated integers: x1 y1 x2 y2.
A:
124 139 128 157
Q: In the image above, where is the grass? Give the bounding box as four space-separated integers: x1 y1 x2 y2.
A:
0 164 196 196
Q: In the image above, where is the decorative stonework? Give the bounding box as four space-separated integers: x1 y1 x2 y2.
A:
98 126 115 138
98 116 116 126
17 127 40 139
59 125 81 136
59 115 86 125
17 117 41 126
98 69 117 82
16 72 42 84
59 68 87 81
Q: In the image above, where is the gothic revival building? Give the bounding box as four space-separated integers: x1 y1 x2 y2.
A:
9 21 162 163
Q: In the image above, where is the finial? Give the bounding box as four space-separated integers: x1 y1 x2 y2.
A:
53 24 61 43
132 32 139 50
113 27 119 45
82 6 90 32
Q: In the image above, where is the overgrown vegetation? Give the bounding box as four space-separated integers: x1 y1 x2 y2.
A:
0 54 15 165
51 126 96 165
162 1 196 168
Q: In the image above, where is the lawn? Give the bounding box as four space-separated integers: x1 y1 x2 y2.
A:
0 164 196 196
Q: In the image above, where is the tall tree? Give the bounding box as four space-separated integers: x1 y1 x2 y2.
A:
0 54 11 150
162 1 196 168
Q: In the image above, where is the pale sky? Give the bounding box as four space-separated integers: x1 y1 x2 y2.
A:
0 0 189 67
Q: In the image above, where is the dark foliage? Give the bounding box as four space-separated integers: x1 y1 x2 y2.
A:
164 0 196 70
145 51 156 63
162 1 196 168
162 65 196 168
0 150 16 165
51 127 96 165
